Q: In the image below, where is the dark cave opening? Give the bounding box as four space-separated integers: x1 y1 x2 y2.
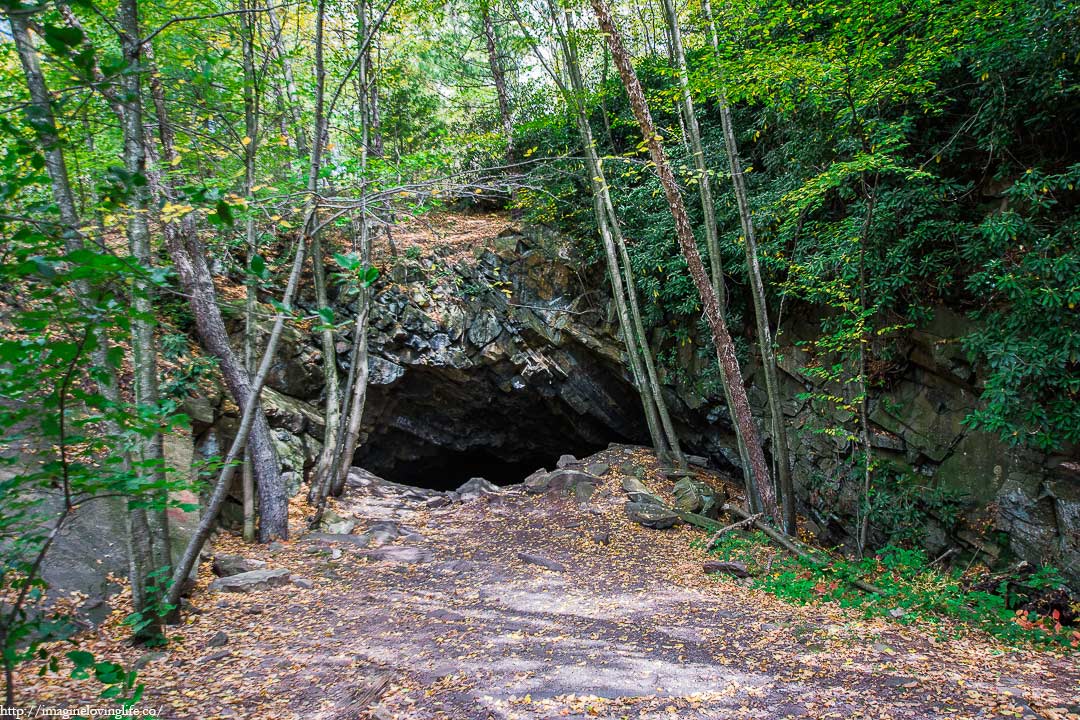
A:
352 421 623 491
371 442 611 492
351 347 651 492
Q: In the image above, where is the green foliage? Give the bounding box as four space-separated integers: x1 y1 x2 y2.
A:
1 0 1077 702
708 534 1079 649
67 650 144 708
0 223 185 700
863 466 965 546
961 164 1080 448
515 0 1080 459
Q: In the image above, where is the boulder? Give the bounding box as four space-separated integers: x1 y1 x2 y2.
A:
546 468 596 494
262 387 324 436
345 467 387 489
703 561 751 578
280 471 302 498
456 477 500 501
574 481 598 504
672 478 705 513
208 569 291 593
626 490 666 507
319 509 357 535
556 454 578 468
523 468 551 494
621 475 650 495
212 554 266 578
672 478 725 517
585 462 610 477
271 429 309 477
37 492 129 623
625 501 679 529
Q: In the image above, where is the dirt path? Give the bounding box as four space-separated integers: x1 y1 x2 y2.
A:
26 447 1080 719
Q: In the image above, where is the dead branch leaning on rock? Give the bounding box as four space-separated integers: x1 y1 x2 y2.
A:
706 513 763 550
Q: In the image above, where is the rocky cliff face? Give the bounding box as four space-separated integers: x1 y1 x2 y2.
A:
194 222 1077 588
191 226 652 496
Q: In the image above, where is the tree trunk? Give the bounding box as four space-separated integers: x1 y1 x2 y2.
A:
325 0 377 501
481 0 514 162
549 3 677 466
309 0 343 494
265 3 309 159
856 183 877 555
718 99 796 533
588 0 779 524
659 0 721 299
695 0 796 530
117 0 172 587
6 8 156 620
141 41 288 542
328 228 372 498
166 229 309 612
240 0 260 543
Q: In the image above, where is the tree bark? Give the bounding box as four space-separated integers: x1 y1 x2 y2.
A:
265 2 309 159
166 230 309 611
327 233 372 498
548 5 669 463
6 7 156 621
481 0 514 162
588 0 779 524
309 0 344 493
117 0 173 581
325 0 376 502
141 41 288 542
241 0 261 543
698 0 795 531
537 3 682 467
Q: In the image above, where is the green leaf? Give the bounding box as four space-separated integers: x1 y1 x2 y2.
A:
334 253 360 271
316 307 334 325
361 266 380 287
67 650 94 668
42 24 85 53
248 253 267 279
208 199 234 227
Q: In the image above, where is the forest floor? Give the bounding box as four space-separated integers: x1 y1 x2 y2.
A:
23 447 1080 719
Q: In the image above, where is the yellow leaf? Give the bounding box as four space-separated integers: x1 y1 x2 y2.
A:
241 136 252 146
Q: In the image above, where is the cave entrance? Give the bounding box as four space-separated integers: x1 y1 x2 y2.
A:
353 426 619 492
352 348 650 492
370 443 609 492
